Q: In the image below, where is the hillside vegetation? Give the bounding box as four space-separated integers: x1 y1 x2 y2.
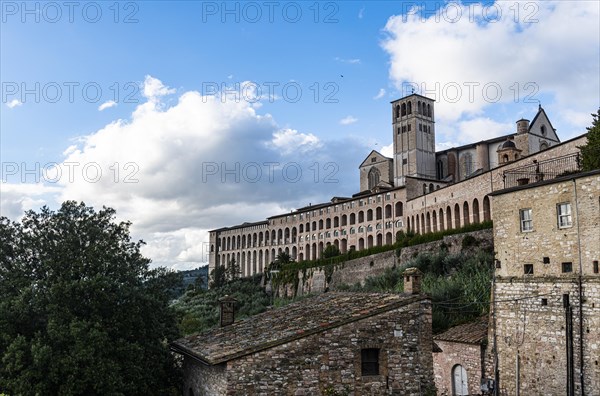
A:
338 246 493 334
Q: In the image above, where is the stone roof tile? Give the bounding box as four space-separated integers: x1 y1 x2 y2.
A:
433 316 488 345
171 292 427 365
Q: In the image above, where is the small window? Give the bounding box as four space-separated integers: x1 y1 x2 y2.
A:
557 203 572 228
520 209 533 232
562 262 573 273
371 157 376 163
361 348 380 376
594 261 599 274
402 159 408 165
543 257 550 264
541 298 548 306
408 124 411 132
524 264 534 275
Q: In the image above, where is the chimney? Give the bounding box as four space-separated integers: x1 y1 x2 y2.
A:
516 119 530 135
404 267 423 294
219 295 237 327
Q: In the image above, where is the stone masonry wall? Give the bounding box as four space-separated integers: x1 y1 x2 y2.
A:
222 298 434 396
183 359 227 396
312 229 493 290
492 278 600 396
433 341 483 396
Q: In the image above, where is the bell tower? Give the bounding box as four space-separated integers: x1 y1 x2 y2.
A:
392 93 436 186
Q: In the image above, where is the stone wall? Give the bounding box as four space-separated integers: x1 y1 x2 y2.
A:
220 298 434 395
492 278 600 395
433 341 484 395
183 359 227 396
292 229 494 291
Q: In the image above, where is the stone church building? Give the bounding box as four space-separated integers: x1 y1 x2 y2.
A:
208 92 582 279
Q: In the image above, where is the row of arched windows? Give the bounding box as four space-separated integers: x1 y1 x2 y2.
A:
216 204 405 251
394 100 432 119
406 196 490 235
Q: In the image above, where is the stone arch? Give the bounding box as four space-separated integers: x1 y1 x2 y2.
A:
454 203 461 229
395 202 403 217
334 216 339 227
483 196 491 221
326 218 331 229
401 103 406 117
358 238 365 250
432 210 437 232
463 201 470 226
358 211 365 223
367 209 373 221
439 208 445 231
385 204 392 218
426 212 431 233
376 234 383 246
367 235 374 248
385 232 393 245
318 219 324 230
376 207 382 220
341 214 348 226
368 167 381 190
472 198 480 224
350 213 356 225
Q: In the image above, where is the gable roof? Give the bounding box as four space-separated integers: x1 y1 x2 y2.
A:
433 316 488 345
359 150 392 168
171 292 427 365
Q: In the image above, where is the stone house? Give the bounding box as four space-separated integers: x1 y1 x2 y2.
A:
171 292 434 396
490 169 600 395
432 317 490 396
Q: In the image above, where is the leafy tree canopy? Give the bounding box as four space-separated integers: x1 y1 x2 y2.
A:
0 202 181 395
580 108 600 171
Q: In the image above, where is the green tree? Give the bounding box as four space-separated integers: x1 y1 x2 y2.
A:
0 202 181 395
226 257 240 280
209 264 227 288
580 108 600 171
322 244 341 259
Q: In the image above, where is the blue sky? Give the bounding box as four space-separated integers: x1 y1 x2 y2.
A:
1 1 599 269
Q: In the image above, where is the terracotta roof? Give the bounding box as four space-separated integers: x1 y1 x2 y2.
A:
171 292 428 365
433 316 488 345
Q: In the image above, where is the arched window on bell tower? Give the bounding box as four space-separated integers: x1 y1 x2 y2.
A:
395 104 400 119
407 101 412 114
368 167 381 190
401 103 406 117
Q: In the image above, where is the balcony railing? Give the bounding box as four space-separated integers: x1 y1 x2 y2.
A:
502 153 581 189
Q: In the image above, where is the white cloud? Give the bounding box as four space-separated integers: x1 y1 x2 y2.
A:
457 117 514 143
380 143 394 157
335 57 361 64
6 99 22 109
382 1 600 127
98 100 117 111
142 75 176 101
0 182 61 220
268 129 322 155
1 76 366 270
340 115 358 125
373 88 386 100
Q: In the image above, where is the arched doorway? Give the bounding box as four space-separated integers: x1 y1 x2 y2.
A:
452 364 468 396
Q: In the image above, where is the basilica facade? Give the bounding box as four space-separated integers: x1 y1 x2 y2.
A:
208 93 576 277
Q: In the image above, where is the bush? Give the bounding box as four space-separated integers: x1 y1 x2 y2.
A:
342 247 493 334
